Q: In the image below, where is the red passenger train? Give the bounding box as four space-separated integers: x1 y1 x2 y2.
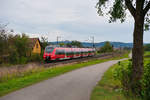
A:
43 46 96 62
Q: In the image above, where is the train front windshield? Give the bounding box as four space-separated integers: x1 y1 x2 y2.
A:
45 47 54 53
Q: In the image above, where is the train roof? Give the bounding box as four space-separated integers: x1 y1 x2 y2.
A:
46 45 94 49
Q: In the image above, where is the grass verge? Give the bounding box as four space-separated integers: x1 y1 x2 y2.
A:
90 51 150 100
0 52 129 97
90 61 140 100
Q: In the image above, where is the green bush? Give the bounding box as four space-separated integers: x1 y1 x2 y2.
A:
141 63 150 100
114 60 150 100
9 52 19 64
19 56 28 64
98 41 113 53
144 44 150 51
113 60 132 96
29 54 42 62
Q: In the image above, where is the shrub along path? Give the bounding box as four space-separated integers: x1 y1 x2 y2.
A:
0 58 127 100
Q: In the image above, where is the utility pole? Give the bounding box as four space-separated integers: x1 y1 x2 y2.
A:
57 36 61 45
91 36 95 48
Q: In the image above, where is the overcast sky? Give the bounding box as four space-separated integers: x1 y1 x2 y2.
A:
0 0 150 43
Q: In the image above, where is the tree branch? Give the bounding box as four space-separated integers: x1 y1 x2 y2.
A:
125 0 136 17
144 1 150 15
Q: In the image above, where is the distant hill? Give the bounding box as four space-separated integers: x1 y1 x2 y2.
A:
49 41 134 48
83 42 133 48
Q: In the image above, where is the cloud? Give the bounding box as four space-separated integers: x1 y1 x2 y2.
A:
0 0 150 43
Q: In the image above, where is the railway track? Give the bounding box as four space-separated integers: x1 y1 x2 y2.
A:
42 53 118 68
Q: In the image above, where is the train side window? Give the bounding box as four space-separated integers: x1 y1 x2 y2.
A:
56 50 61 55
68 51 71 55
57 49 65 55
62 50 65 55
71 51 73 55
70 51 72 55
76 51 78 55
69 51 72 55
45 47 54 53
64 50 67 55
58 50 60 55
55 50 59 55
66 51 69 56
69 51 71 55
59 50 63 55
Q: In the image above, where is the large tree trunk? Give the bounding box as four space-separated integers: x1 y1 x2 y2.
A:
131 14 144 95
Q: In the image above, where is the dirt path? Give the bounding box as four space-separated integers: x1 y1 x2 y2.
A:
0 58 127 100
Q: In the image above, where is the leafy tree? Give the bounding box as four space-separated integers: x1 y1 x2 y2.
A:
7 33 30 64
144 44 150 51
0 24 8 56
59 43 65 47
72 41 83 47
66 42 72 47
96 0 150 96
0 30 7 55
13 34 30 57
99 41 113 53
41 36 48 49
0 26 43 64
66 41 83 48
123 47 132 51
8 47 19 64
0 24 9 63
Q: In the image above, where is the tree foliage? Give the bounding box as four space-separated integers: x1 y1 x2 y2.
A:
144 44 150 51
114 61 150 100
0 24 9 56
99 41 113 53
59 43 65 47
0 26 42 65
96 0 150 97
66 41 83 47
96 0 150 28
41 36 48 49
